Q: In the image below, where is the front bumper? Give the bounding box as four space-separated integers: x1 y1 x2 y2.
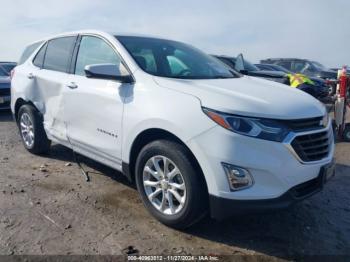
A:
210 161 335 219
187 121 334 201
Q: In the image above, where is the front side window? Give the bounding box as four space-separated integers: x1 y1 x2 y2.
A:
75 36 122 76
117 36 239 79
43 36 76 73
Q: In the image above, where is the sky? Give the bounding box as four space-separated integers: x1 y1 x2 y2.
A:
0 0 349 67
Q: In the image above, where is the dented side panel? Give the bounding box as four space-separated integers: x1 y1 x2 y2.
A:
32 69 69 142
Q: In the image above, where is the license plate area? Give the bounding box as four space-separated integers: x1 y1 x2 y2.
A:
321 159 336 183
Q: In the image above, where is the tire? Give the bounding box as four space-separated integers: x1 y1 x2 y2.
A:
343 123 350 142
17 104 51 154
135 140 207 229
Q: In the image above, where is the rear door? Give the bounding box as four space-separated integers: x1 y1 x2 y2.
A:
64 35 126 170
31 36 77 142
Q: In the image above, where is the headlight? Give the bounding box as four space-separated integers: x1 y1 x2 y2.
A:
203 107 290 142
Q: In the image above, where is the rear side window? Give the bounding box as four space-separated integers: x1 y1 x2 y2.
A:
33 43 47 68
74 36 121 76
43 36 77 73
18 41 43 65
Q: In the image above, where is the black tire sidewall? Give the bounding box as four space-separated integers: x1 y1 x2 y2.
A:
17 104 50 154
135 140 206 228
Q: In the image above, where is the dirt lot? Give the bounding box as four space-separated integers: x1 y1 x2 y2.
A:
0 110 349 260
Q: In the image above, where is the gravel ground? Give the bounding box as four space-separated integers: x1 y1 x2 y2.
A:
0 110 349 260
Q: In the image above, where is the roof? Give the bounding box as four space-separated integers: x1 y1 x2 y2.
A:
23 30 175 47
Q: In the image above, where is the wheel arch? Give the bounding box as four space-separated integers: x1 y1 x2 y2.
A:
14 98 38 123
124 128 208 193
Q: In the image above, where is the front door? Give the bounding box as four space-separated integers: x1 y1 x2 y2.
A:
64 35 126 170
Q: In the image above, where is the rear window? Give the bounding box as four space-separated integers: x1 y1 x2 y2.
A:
33 42 47 68
18 41 43 65
43 36 77 73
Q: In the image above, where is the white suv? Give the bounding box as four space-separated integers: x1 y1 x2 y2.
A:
11 30 335 228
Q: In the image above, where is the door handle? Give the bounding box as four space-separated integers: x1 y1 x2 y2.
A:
27 73 34 79
67 82 78 89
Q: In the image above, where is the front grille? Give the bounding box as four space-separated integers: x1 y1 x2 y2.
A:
283 117 323 132
0 88 10 96
291 130 331 162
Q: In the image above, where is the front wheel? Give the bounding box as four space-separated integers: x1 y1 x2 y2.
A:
18 104 51 154
135 140 207 229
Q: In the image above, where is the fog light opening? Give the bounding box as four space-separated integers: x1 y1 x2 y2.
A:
222 163 254 191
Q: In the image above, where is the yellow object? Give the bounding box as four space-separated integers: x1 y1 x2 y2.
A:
286 73 314 88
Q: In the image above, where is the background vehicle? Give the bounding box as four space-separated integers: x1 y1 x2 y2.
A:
331 67 350 75
260 58 337 79
214 54 329 99
0 66 11 110
11 31 334 228
0 62 17 76
255 63 292 73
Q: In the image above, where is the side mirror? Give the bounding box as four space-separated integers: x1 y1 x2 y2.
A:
239 69 249 75
84 63 133 83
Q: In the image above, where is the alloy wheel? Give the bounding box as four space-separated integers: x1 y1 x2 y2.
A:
20 113 34 148
143 155 186 215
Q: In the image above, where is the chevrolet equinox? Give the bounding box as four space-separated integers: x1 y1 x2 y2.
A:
11 30 335 228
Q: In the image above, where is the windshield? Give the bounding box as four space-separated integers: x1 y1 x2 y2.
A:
243 59 260 71
0 64 16 74
229 57 259 72
311 61 327 70
116 36 239 79
0 68 7 77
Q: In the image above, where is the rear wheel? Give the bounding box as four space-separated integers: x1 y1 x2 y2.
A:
18 104 51 154
135 140 207 229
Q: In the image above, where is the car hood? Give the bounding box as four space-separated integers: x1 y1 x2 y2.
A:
154 76 326 120
318 70 337 79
